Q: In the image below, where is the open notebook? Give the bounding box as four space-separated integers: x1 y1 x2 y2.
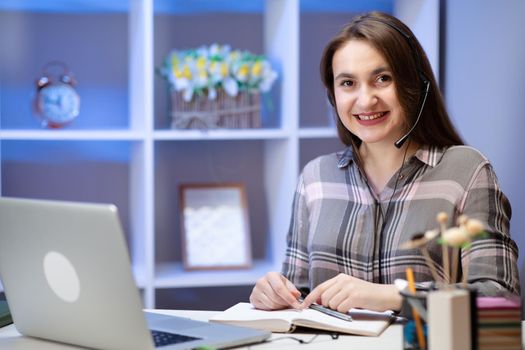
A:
210 302 394 337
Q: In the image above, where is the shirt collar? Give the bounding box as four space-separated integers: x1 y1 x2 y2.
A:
413 145 447 167
337 144 447 169
337 147 355 169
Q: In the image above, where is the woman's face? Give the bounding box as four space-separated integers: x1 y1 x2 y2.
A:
332 39 406 146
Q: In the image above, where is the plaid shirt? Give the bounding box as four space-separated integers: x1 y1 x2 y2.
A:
282 145 520 296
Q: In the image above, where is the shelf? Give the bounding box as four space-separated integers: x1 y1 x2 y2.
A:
154 260 279 289
0 129 144 141
153 128 291 141
0 0 130 13
0 0 392 14
298 127 337 139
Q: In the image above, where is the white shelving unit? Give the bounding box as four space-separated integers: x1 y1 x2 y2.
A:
0 0 439 308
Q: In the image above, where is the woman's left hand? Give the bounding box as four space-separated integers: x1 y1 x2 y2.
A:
301 273 402 313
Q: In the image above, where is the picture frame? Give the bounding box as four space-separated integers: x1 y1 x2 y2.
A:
179 183 252 270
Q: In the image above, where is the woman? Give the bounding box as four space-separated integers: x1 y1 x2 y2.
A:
249 12 520 313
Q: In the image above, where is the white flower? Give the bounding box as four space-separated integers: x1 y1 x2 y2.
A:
209 43 223 57
259 69 278 93
442 227 470 247
174 77 189 91
182 88 193 102
465 218 484 237
223 77 239 97
208 87 217 100
209 61 228 85
161 44 277 101
233 62 250 83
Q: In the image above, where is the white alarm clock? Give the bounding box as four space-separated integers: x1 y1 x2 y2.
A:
34 62 80 128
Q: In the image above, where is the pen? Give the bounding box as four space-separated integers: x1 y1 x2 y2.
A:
298 297 353 322
406 267 426 350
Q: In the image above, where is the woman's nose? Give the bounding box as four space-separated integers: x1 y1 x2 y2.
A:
356 86 378 109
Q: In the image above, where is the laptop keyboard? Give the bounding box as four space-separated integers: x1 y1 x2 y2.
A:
151 329 202 347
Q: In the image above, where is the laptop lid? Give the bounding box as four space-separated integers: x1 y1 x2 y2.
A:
0 197 269 350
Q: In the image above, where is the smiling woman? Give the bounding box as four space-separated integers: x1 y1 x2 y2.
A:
249 11 520 315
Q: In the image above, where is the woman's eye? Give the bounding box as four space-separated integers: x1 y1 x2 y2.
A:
377 75 392 84
340 80 354 87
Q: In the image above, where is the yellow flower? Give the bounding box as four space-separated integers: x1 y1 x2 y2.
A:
171 55 179 69
196 56 207 71
236 64 249 81
251 61 263 77
229 51 239 61
181 64 192 79
198 69 208 80
220 62 228 77
209 61 218 73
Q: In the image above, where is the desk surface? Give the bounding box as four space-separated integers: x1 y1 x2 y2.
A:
0 309 404 349
3 309 525 349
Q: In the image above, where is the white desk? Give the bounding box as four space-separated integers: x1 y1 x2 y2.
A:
0 309 404 349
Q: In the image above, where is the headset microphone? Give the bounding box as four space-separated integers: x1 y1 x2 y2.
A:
367 18 432 149
346 16 433 152
394 80 430 148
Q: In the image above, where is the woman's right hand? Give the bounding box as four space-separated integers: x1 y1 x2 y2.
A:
249 272 303 310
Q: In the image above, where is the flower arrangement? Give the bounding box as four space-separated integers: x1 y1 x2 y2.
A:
400 213 488 350
160 43 278 102
401 212 486 288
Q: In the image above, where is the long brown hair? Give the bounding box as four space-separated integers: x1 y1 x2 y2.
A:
320 11 464 150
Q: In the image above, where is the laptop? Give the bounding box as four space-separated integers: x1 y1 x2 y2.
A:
0 197 270 349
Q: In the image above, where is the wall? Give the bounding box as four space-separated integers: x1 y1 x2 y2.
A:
444 0 525 294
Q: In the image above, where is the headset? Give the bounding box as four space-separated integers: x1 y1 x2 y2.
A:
375 19 432 148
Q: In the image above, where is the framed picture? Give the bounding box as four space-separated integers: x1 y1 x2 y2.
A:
179 183 252 270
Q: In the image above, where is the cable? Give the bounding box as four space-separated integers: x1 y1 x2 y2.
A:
265 333 339 345
368 139 412 284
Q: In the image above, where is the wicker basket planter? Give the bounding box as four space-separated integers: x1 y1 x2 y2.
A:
170 90 261 129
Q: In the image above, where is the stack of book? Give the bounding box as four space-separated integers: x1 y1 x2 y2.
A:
476 296 522 350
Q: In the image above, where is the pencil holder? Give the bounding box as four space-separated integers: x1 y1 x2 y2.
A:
427 287 477 350
400 289 428 350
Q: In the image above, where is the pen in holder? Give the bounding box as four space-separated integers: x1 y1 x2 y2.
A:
399 212 486 350
400 286 477 350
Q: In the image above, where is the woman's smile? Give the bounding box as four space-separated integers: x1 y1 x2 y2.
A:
354 111 390 126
